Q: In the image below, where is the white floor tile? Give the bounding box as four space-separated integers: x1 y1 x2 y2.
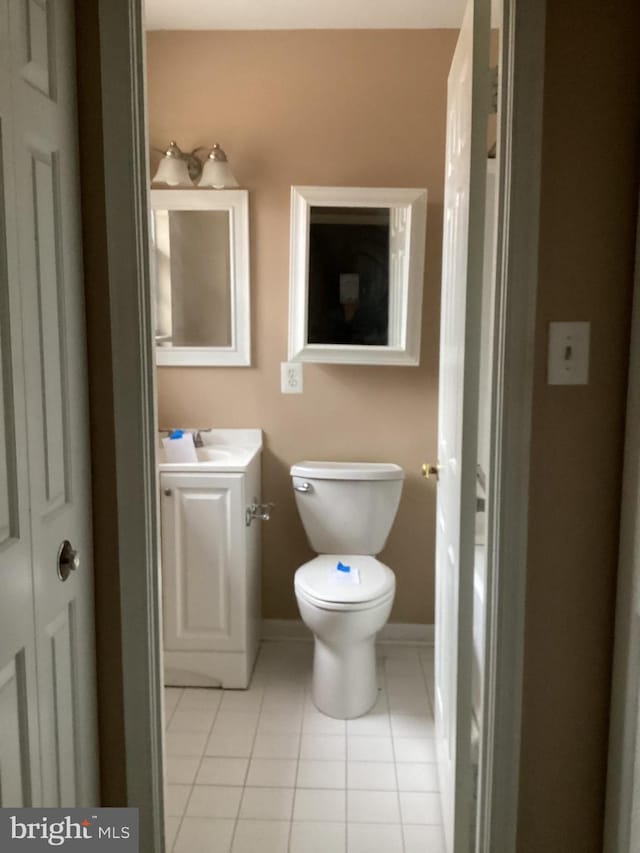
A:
403 823 446 853
388 694 433 716
347 822 403 853
293 788 346 822
231 820 290 853
252 732 300 759
196 758 249 787
290 821 346 853
391 715 435 739
297 759 345 789
399 791 443 824
174 817 234 853
211 711 259 738
302 710 346 736
165 784 191 817
239 786 294 820
257 711 303 734
393 737 437 763
348 790 401 824
164 688 182 720
165 756 200 785
347 761 396 791
186 785 243 819
166 730 208 757
246 758 298 788
206 732 255 758
347 736 394 763
178 688 222 712
396 762 439 792
300 734 346 761
220 688 264 713
164 815 181 850
346 714 391 737
168 710 217 734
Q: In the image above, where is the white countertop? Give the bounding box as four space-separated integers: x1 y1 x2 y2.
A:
157 428 262 473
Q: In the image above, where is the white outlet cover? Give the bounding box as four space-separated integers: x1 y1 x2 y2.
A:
547 321 590 385
281 361 303 394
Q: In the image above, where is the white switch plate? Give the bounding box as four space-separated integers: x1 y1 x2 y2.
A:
281 361 303 394
547 321 590 385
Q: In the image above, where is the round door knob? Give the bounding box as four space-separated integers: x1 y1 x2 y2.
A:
57 540 80 582
422 463 441 481
163 489 172 496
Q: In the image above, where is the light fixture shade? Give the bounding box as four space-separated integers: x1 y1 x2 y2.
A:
198 144 239 188
152 154 192 187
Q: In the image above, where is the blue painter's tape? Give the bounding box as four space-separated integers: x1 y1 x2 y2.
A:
337 561 351 573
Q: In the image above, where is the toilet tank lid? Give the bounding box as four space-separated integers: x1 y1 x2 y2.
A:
290 461 404 481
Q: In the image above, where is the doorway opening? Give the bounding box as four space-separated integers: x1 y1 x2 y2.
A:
91 0 547 850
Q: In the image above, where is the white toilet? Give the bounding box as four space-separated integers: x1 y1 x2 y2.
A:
291 461 404 719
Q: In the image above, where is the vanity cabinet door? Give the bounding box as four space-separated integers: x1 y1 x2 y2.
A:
160 472 246 653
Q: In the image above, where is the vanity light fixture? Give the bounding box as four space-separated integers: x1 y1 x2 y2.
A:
152 140 203 186
198 144 239 189
152 141 239 188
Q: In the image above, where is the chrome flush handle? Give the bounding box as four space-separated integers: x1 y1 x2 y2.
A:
294 481 313 494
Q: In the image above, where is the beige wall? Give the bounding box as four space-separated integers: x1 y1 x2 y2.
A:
147 30 458 623
517 0 640 850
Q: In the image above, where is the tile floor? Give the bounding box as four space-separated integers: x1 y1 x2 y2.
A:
163 641 444 853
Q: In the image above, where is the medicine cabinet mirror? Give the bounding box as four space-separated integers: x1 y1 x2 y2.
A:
150 189 250 366
288 186 427 365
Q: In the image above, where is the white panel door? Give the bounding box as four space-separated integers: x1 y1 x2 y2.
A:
0 0 42 807
1 0 99 806
161 473 246 653
434 0 490 850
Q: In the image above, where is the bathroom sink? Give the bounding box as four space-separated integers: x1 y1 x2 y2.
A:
196 447 233 462
157 428 262 472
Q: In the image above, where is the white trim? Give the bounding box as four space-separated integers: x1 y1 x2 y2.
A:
604 195 640 853
288 186 427 366
150 189 251 366
261 619 434 645
96 1 165 849
476 1 547 851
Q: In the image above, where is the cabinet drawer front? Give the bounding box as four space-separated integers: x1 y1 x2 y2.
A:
161 473 246 652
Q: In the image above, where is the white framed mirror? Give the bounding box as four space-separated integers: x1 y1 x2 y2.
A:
288 186 427 365
150 189 250 366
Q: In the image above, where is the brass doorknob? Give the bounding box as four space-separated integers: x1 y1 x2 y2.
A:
422 463 441 481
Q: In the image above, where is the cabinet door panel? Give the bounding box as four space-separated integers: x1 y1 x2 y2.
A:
161 473 245 652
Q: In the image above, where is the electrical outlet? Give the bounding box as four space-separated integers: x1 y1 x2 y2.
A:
281 361 303 394
547 321 590 385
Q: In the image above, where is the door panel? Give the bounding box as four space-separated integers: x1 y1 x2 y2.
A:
3 0 99 806
0 0 42 808
435 0 490 850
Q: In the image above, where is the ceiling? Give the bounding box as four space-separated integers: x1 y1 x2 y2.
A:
144 0 468 31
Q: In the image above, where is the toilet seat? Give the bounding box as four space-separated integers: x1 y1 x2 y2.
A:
294 555 395 612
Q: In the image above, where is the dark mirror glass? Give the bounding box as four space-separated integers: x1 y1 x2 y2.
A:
307 206 390 346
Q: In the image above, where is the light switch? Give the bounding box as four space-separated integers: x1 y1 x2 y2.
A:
547 321 590 385
281 361 303 394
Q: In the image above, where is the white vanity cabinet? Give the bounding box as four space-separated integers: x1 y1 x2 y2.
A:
159 431 262 688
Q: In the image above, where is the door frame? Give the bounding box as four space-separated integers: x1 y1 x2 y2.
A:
603 197 640 853
92 1 546 850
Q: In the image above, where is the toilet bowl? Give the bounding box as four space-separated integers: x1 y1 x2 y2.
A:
290 461 404 719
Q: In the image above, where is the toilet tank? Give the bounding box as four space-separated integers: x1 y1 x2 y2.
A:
290 461 404 555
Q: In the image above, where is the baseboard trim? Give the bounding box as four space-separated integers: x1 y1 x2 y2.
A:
261 619 433 646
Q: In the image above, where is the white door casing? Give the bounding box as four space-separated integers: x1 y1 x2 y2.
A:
0 0 98 806
434 0 490 850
